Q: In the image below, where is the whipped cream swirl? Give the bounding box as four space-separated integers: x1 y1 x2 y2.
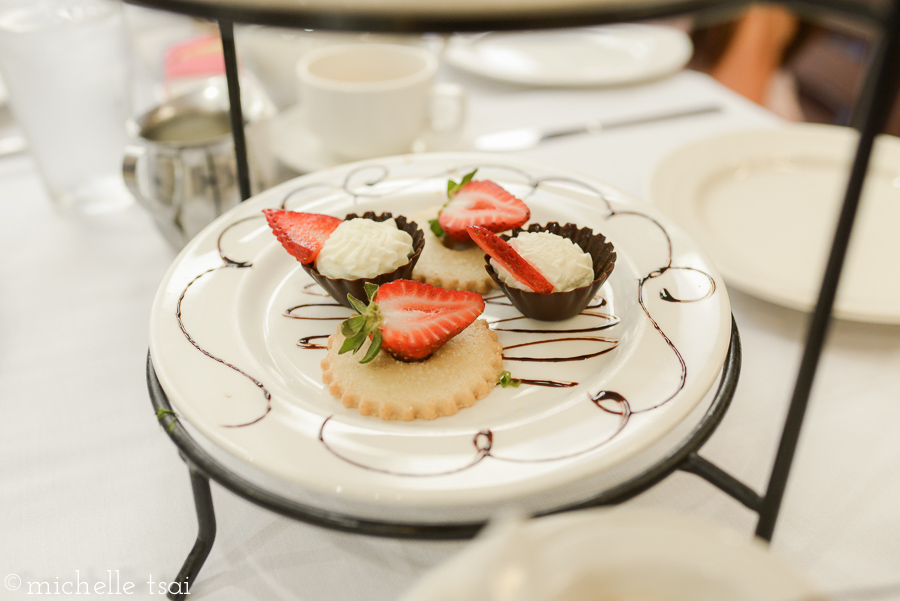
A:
492 231 594 292
316 218 413 280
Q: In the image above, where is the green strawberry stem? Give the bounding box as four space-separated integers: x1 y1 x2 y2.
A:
155 408 179 433
339 282 384 364
432 169 478 239
428 218 444 237
498 371 520 388
360 330 383 364
446 169 477 198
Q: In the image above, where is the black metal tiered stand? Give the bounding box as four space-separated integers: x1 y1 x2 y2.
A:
128 0 900 598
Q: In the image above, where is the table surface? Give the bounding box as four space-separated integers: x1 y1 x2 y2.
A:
3 32 900 601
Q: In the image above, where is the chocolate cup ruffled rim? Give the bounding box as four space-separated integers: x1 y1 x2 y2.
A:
483 222 617 321
302 212 425 309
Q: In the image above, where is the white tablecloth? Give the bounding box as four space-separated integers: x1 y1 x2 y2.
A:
3 58 900 601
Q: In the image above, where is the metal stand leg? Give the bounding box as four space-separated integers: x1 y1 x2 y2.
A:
168 467 217 601
218 18 252 201
754 0 900 542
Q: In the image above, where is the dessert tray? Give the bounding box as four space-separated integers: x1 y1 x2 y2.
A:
149 153 733 522
647 123 900 324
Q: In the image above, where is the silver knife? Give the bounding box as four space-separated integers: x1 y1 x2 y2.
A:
473 104 722 152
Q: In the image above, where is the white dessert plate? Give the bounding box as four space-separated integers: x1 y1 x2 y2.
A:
444 25 693 87
149 153 732 522
647 124 900 324
400 509 823 601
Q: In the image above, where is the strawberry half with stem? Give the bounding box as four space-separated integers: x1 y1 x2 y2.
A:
263 209 342 264
467 226 554 294
339 280 485 363
430 169 530 243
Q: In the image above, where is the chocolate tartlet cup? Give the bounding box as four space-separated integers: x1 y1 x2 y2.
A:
484 222 616 321
303 212 425 309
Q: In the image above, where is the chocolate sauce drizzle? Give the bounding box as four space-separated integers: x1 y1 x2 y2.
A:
658 267 717 303
217 215 262 267
592 390 629 414
481 393 630 464
484 293 512 306
301 282 333 297
597 209 716 414
491 302 619 389
317 416 491 477
174 218 273 428
285 302 347 320
283 289 349 347
318 404 631 475
631 268 691 414
502 336 618 363
516 378 578 388
490 307 618 334
172 162 718 479
298 335 330 350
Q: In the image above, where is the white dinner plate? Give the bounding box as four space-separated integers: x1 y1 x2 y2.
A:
647 124 900 323
149 153 731 522
444 25 693 87
400 509 823 601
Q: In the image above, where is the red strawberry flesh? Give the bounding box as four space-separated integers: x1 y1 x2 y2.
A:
374 280 485 361
263 209 342 265
438 180 529 242
467 226 554 294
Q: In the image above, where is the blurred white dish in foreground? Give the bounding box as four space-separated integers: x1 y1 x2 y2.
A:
400 509 823 601
647 124 900 324
444 25 692 87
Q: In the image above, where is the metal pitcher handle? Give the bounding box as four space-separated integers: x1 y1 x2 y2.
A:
122 144 146 205
122 144 187 249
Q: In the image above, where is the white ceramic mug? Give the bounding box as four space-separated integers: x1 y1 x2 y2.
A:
296 43 462 160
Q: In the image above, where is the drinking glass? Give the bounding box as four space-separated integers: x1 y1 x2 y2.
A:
0 0 132 213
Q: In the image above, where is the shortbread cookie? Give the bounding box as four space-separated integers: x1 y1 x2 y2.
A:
411 207 496 293
320 319 503 420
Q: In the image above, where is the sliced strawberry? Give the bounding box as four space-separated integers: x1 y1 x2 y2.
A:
467 226 554 294
376 280 485 361
437 179 530 242
263 209 342 264
339 280 485 363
